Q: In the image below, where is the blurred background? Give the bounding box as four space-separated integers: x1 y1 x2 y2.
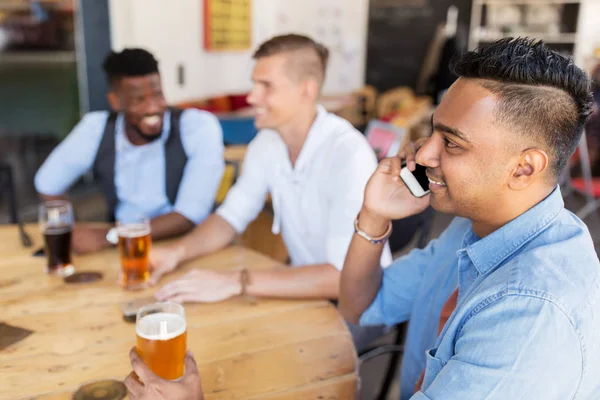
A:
2 1 600 398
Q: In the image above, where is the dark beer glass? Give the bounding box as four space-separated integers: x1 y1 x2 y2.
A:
39 200 75 277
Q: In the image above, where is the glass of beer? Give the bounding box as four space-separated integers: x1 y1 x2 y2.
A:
136 302 187 380
117 215 151 290
39 200 75 277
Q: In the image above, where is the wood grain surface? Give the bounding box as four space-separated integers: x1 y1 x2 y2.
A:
0 225 357 399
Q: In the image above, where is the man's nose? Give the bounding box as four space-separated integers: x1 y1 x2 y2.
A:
247 88 258 105
415 136 440 169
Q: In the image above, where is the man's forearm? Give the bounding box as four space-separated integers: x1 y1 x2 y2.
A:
176 214 237 263
150 212 195 241
339 210 389 324
245 263 341 299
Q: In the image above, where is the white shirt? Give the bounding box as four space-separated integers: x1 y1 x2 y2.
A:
217 105 392 270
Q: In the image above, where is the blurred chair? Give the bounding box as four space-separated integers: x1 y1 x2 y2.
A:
177 95 257 144
562 133 600 220
213 160 240 209
219 117 258 145
336 85 379 131
388 97 433 128
0 163 32 246
358 207 435 400
376 87 416 119
0 163 19 224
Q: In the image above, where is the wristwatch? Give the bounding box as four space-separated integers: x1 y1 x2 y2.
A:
106 227 118 245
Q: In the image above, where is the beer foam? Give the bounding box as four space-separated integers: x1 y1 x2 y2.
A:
43 225 72 235
117 223 151 238
136 312 186 341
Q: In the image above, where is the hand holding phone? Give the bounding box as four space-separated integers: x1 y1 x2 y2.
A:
362 150 431 222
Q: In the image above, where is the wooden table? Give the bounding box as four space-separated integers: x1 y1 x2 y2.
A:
0 225 357 399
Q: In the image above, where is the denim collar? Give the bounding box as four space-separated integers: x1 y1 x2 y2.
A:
463 186 564 276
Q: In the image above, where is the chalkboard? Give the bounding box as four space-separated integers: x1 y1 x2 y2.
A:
77 0 112 113
366 0 472 93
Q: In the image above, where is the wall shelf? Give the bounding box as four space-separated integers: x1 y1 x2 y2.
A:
0 51 75 64
475 0 580 4
469 0 581 54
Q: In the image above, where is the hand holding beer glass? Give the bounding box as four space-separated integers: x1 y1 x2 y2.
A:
39 200 75 277
118 215 151 290
136 302 187 380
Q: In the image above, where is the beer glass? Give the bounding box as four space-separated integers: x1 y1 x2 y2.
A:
136 302 187 380
117 215 151 290
39 200 74 277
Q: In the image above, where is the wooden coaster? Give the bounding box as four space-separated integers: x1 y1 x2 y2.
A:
72 379 126 400
64 272 104 284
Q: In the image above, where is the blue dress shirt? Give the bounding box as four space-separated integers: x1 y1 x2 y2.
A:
35 109 224 224
361 187 600 399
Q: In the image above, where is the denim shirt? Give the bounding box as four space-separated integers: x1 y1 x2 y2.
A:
360 187 600 399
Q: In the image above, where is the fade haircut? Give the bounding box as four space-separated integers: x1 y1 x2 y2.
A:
253 34 329 87
451 37 593 178
102 48 159 86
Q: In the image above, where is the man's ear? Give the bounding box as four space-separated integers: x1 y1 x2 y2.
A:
107 91 121 112
303 79 321 103
507 148 549 190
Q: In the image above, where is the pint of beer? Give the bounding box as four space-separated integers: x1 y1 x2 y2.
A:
39 200 75 277
117 216 151 290
136 302 187 380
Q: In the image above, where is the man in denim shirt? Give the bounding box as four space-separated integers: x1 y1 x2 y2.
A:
340 38 600 399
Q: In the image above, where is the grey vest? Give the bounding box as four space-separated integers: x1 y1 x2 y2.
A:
92 108 187 221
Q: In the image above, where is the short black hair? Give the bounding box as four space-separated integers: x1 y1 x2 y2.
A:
102 48 159 85
451 37 593 178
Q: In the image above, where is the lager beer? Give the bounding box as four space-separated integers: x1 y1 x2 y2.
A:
118 221 151 290
136 302 187 380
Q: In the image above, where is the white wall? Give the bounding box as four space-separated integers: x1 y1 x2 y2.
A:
108 0 368 103
575 0 600 71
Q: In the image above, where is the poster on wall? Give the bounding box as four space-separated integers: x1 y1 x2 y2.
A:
204 0 252 51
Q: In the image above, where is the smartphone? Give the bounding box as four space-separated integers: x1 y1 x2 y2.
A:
400 163 431 198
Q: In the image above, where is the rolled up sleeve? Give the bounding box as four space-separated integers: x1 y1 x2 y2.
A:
416 295 582 399
216 133 270 233
174 109 225 224
359 246 432 327
359 218 467 327
34 112 107 196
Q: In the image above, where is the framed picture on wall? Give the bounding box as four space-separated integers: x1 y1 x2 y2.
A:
204 0 252 51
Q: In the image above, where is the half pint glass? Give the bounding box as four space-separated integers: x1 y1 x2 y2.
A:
118 216 151 290
39 200 74 277
136 302 187 380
